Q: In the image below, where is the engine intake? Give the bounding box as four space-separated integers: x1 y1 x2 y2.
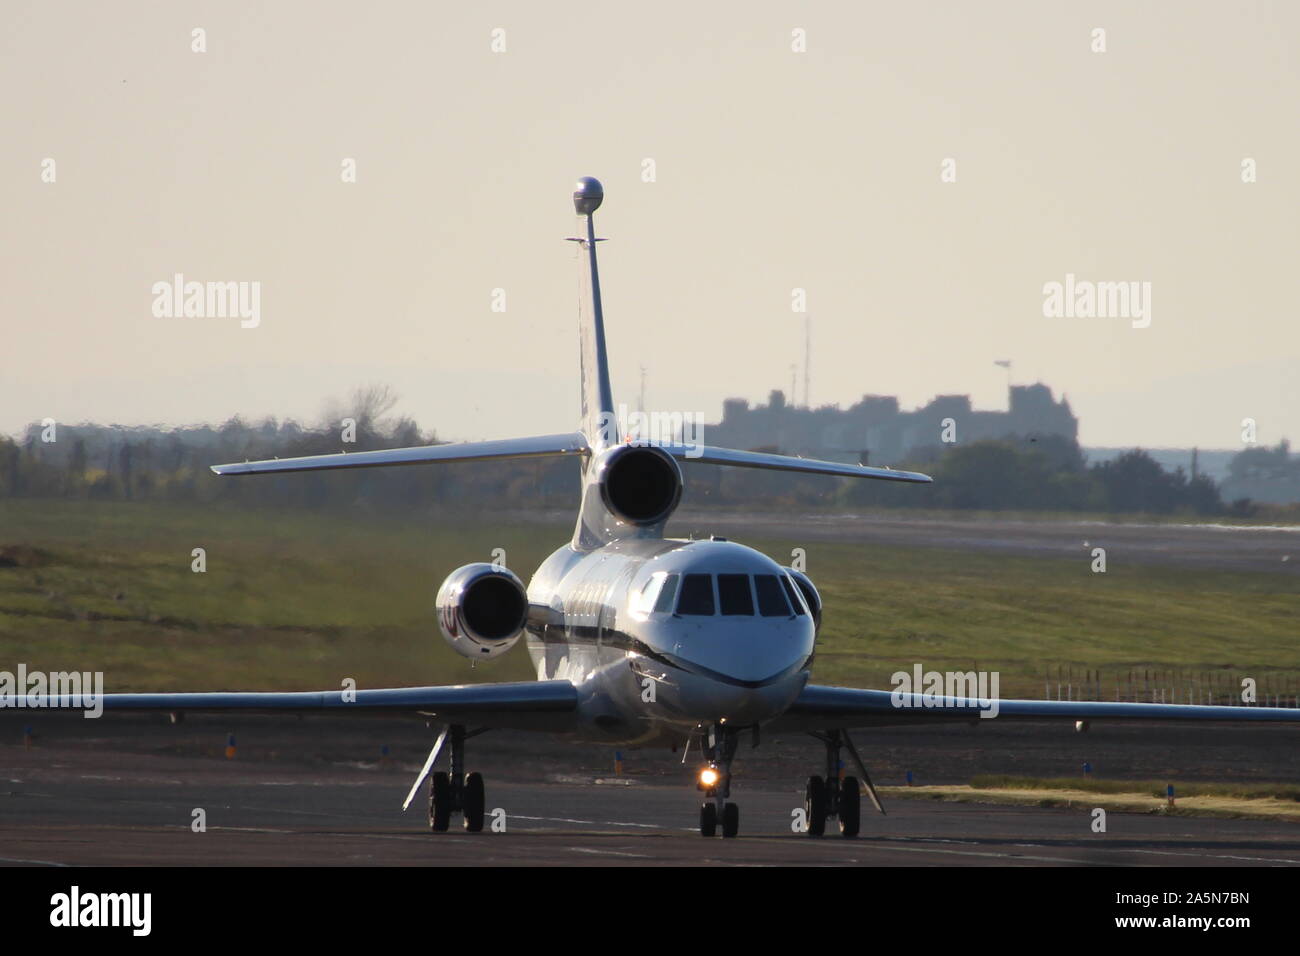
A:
596 444 683 526
436 563 529 659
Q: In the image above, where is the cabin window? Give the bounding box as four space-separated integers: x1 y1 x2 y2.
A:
754 574 792 617
677 573 715 615
717 573 755 616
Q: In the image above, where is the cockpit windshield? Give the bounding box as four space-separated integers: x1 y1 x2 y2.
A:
677 573 715 615
651 572 797 618
753 574 792 617
780 572 808 616
717 574 754 615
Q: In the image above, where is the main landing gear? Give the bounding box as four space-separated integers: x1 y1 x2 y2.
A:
697 725 740 838
804 729 884 838
427 724 488 833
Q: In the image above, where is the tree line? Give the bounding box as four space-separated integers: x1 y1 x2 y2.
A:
1 396 1293 519
837 435 1236 515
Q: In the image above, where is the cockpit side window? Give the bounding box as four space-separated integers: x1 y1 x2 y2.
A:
633 572 665 615
652 573 680 614
677 573 715 615
717 573 754 616
754 574 791 617
780 573 808 616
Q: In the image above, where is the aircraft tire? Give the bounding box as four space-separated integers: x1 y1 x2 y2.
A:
805 775 827 837
700 803 718 837
463 772 486 832
430 771 451 832
722 802 740 838
839 776 861 838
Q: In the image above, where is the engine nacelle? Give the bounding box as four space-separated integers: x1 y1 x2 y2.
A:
593 444 683 527
783 567 822 634
436 563 529 660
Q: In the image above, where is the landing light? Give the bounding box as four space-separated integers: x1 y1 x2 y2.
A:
698 766 720 790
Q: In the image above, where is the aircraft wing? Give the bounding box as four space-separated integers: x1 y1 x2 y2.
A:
211 432 589 476
768 684 1300 732
659 444 931 484
36 680 580 733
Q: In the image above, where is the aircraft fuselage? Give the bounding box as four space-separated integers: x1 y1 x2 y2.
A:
525 538 816 746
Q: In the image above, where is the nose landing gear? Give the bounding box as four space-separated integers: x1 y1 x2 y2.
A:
805 729 884 838
697 725 740 838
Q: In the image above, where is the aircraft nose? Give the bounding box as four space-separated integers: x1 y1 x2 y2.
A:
675 670 807 727
668 634 811 724
674 624 811 686
640 616 815 725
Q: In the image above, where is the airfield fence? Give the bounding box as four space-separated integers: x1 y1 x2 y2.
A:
1042 666 1300 707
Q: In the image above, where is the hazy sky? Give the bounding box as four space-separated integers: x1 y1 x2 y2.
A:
4 1 1297 451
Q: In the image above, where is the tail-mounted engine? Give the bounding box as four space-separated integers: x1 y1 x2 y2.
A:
783 567 822 634
436 563 529 659
596 444 683 526
573 443 684 549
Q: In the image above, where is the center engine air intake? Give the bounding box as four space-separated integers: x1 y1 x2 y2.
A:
596 444 683 526
436 563 529 659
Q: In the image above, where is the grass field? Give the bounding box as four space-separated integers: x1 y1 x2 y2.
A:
0 499 1297 696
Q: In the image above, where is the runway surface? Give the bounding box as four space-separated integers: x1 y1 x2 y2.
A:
3 714 1297 866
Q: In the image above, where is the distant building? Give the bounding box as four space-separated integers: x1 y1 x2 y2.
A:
707 383 1077 463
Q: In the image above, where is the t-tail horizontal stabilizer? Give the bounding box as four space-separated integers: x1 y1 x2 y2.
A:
660 444 932 484
211 432 589 476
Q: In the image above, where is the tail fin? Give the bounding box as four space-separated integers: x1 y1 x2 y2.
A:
212 177 931 499
570 177 616 452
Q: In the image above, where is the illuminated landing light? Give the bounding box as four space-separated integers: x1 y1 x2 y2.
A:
698 766 720 790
